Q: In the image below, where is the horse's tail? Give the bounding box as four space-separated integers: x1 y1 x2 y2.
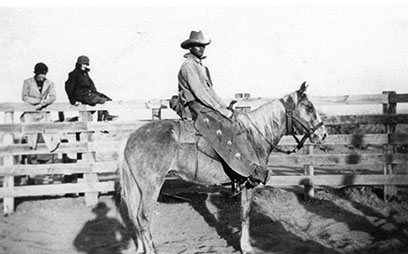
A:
119 140 144 242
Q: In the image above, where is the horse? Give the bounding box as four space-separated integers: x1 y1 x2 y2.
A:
120 83 328 254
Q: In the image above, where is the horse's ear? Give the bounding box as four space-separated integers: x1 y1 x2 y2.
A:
299 81 308 95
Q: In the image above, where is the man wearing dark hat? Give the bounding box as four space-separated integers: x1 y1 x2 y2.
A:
22 62 56 110
65 55 117 121
21 62 58 162
177 30 269 188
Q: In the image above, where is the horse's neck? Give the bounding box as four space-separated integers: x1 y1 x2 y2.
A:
237 100 287 160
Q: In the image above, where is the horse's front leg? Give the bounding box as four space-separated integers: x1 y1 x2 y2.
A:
240 187 255 254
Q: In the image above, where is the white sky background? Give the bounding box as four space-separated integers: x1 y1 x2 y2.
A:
0 1 407 104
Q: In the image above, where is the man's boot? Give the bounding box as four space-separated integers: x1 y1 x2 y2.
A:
249 164 270 185
103 111 118 121
97 111 105 121
62 154 76 163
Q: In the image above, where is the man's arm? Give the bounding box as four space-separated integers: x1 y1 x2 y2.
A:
22 80 41 105
181 63 232 118
89 78 98 93
65 73 77 105
40 81 56 107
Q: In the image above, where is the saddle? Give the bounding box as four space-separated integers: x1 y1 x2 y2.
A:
177 113 262 177
177 119 218 159
176 119 243 194
178 119 197 144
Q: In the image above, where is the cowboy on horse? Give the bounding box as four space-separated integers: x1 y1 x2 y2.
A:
172 30 270 188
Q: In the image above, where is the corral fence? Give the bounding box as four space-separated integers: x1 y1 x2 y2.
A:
1 91 408 215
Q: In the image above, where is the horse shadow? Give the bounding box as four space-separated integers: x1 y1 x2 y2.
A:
73 201 132 254
158 179 341 254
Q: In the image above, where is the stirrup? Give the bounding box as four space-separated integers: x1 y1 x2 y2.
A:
230 182 246 198
229 178 259 198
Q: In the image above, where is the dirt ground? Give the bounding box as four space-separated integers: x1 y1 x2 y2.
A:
1 179 408 254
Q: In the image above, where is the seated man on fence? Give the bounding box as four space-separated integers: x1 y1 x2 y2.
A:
21 62 75 164
173 30 270 188
21 62 59 163
65 55 118 121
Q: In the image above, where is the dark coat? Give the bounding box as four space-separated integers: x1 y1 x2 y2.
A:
65 67 111 106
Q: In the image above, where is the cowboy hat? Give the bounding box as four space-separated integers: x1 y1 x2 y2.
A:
180 30 211 49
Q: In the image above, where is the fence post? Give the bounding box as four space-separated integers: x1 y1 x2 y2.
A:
382 91 397 201
79 110 99 206
152 108 161 120
234 93 251 113
2 111 15 214
235 93 251 100
303 144 314 200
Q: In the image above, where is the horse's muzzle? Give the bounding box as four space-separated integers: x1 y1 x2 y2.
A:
310 127 328 144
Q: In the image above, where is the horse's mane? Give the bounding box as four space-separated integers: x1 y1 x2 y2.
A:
236 91 299 145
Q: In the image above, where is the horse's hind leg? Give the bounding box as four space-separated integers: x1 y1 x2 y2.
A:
137 185 163 253
131 173 163 254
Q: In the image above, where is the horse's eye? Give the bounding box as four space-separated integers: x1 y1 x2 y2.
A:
306 104 314 113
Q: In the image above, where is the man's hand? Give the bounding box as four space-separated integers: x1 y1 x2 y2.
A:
226 100 238 119
227 100 237 111
74 101 81 106
35 100 47 110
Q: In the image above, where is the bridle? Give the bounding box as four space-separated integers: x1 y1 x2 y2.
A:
241 94 324 155
275 98 324 154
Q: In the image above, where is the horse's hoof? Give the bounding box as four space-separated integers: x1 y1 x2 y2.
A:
242 250 255 254
241 247 255 254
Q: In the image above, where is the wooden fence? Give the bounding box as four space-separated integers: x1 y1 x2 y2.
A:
1 91 408 214
0 102 150 215
266 91 408 200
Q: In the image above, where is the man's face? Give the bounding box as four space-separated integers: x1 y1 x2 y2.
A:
190 44 206 59
35 74 46 82
80 63 90 71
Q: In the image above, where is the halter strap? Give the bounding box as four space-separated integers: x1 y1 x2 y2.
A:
277 98 324 154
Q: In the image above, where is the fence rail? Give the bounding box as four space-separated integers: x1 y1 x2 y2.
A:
1 91 408 214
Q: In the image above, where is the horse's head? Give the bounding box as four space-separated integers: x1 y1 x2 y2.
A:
282 82 328 145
